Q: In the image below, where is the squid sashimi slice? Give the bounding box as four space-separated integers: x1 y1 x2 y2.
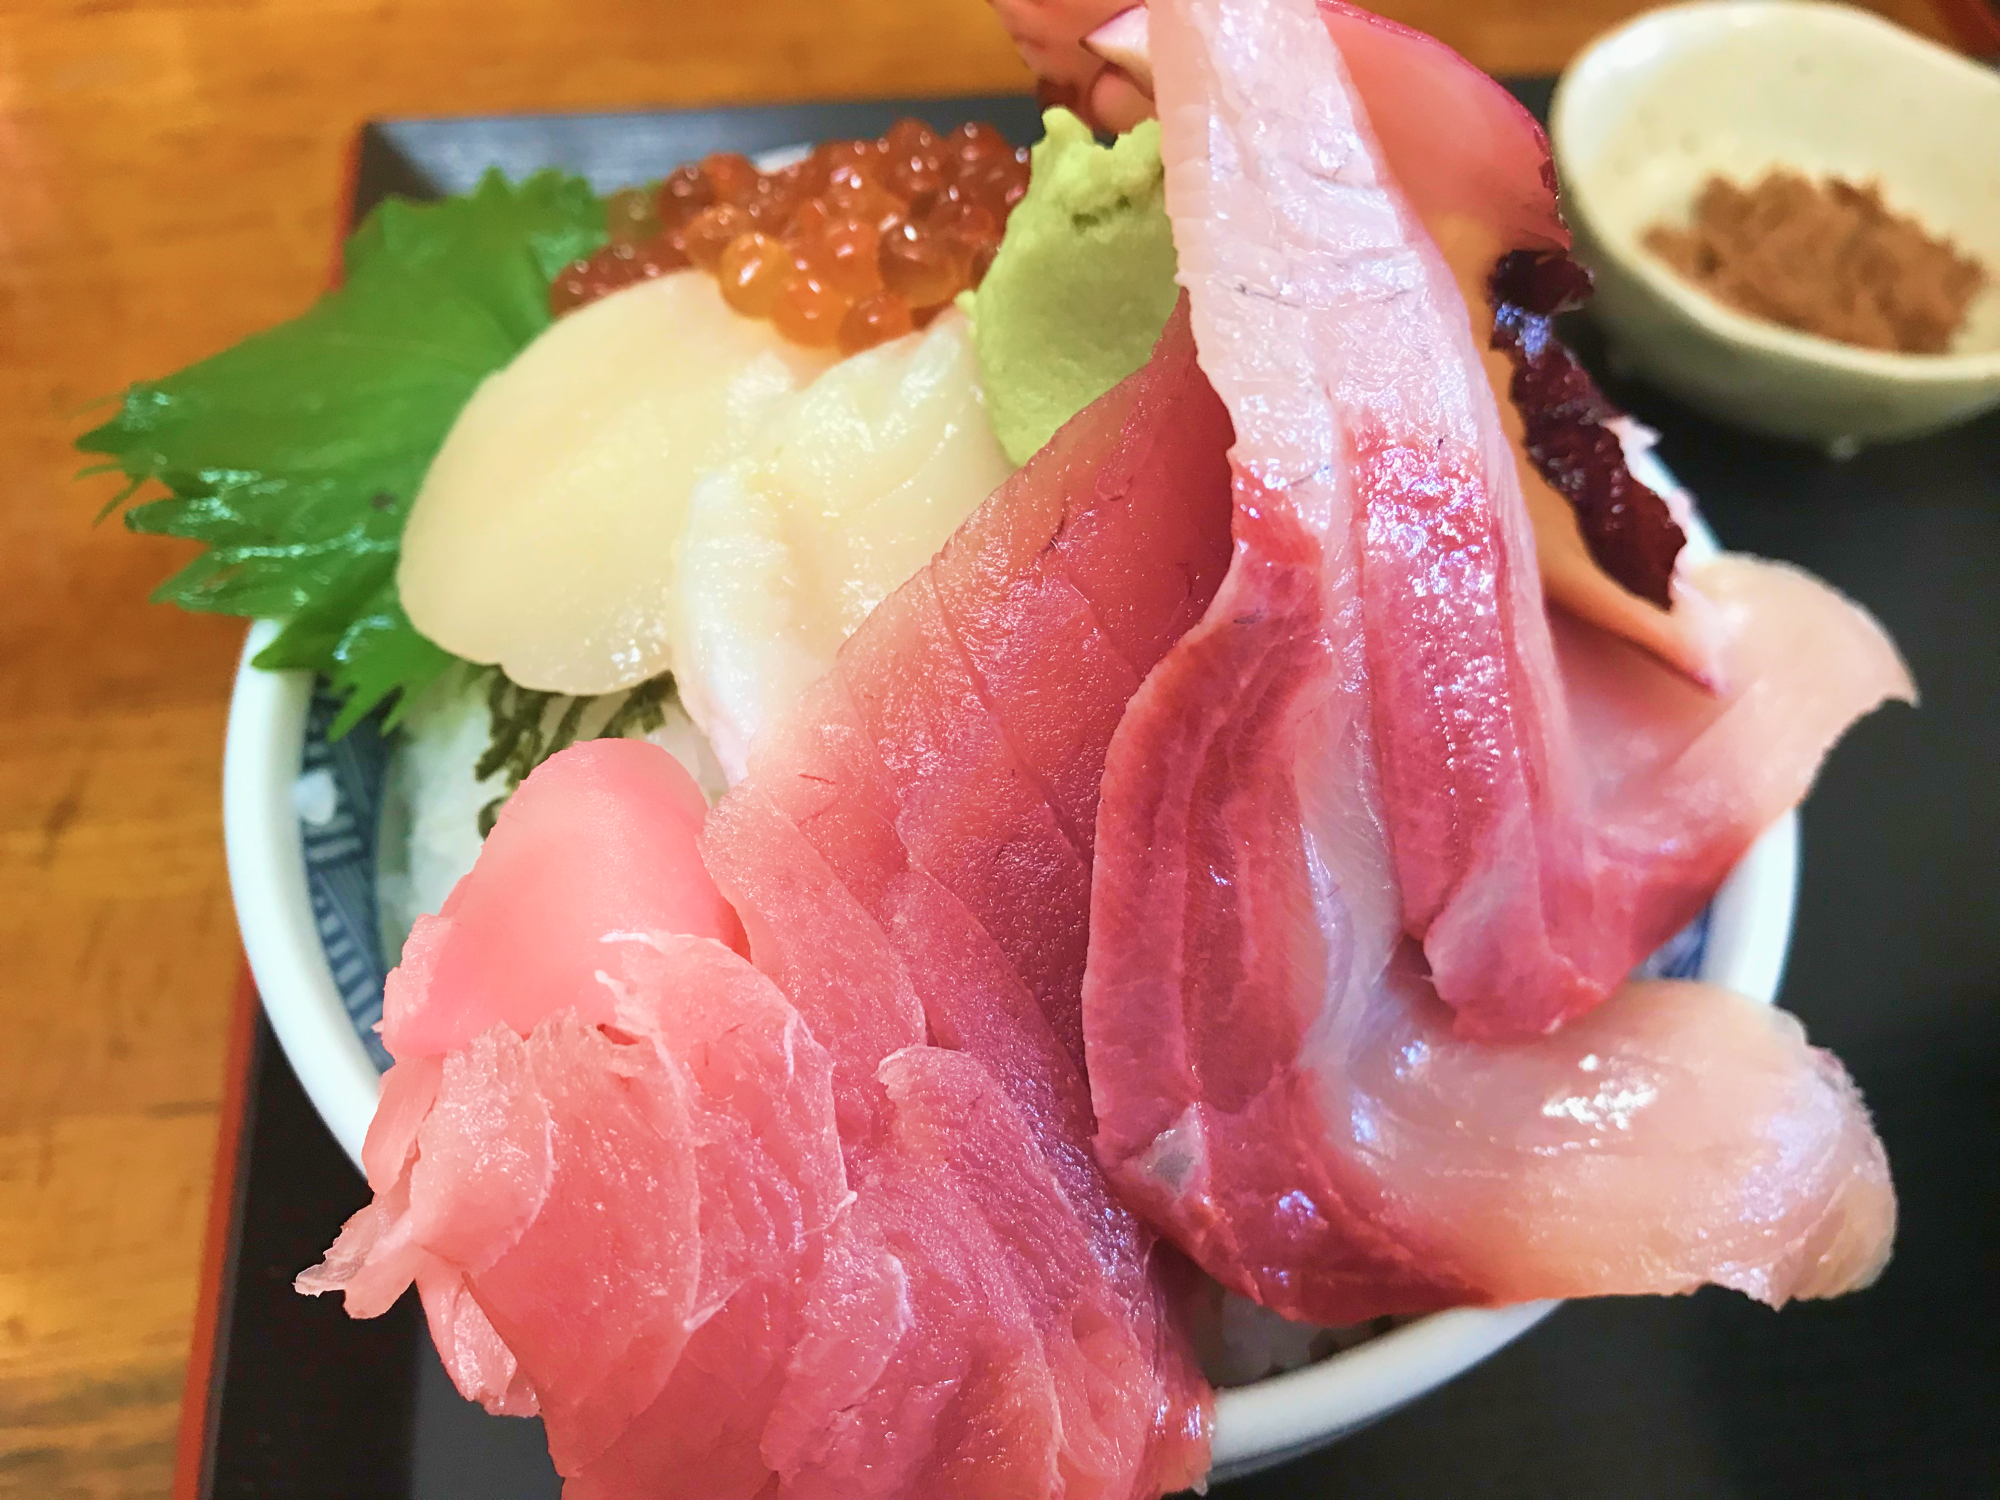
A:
1148 0 1910 1038
382 738 744 1060
1082 0 1899 1326
701 307 1229 1494
675 310 1014 782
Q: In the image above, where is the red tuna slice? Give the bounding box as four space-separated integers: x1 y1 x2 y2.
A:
763 1046 1204 1500
416 1263 537 1417
710 298 1231 1083
1088 0 1901 1324
381 738 746 1060
1146 0 1911 1038
563 937 850 1499
701 304 1227 1495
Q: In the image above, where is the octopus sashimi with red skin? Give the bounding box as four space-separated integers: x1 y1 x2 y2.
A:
1080 0 1905 1326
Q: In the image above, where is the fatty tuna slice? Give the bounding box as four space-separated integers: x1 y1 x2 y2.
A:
1081 0 1900 1326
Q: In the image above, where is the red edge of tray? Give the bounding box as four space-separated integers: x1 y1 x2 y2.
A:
169 126 365 1500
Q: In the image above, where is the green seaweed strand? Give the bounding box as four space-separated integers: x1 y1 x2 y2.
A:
475 670 675 837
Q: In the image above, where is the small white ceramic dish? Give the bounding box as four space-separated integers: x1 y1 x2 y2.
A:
222 456 1799 1481
1552 0 2000 451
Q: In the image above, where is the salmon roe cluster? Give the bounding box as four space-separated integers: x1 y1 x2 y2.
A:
550 119 1030 356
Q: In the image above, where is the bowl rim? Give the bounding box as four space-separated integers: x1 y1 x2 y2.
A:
224 559 1800 1467
1550 0 2000 385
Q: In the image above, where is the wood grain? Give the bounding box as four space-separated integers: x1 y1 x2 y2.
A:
0 2 1953 1495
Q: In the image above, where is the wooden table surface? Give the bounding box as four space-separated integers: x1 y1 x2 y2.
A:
0 1 1960 1496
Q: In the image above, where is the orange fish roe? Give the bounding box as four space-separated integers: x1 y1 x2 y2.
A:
549 119 1031 356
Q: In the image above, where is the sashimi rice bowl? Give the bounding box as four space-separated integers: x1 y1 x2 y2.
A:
94 2 1913 1494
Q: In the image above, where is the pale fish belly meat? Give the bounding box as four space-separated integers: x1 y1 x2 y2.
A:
302 307 1232 1499
1082 0 1902 1326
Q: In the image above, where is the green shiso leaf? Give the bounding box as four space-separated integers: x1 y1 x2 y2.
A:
79 168 606 732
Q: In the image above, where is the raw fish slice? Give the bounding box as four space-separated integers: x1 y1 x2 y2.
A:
872 1049 1204 1500
1308 9 1694 648
703 308 1229 1494
1432 555 1915 1006
702 779 928 1143
382 738 744 1059
718 674 1124 1276
460 1014 703 1472
1348 970 1895 1307
765 1047 1201 1500
1314 0 1563 256
843 569 1098 1060
571 1282 801 1500
571 936 849 1499
764 1087 1061 1499
675 311 1013 781
926 307 1236 870
1087 488 1896 1320
361 1051 441 1192
1093 0 1720 677
302 745 849 1485
1150 0 1910 1038
1081 0 1899 1325
417 1263 537 1418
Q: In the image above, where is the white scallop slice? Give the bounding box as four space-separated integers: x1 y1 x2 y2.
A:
674 309 1014 781
398 271 838 695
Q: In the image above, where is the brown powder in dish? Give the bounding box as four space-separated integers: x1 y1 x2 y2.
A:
1643 170 1988 354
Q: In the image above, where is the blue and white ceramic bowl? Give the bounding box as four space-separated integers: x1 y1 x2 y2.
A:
220 456 1797 1480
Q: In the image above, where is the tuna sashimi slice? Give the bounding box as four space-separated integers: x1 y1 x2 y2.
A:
381 737 745 1059
702 303 1229 1494
301 745 848 1486
763 1046 1201 1500
310 308 1229 1496
1081 0 1900 1326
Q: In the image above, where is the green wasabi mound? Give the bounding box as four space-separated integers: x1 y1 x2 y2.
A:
969 109 1181 466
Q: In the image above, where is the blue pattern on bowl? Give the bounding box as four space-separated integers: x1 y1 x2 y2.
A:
300 684 395 1070
297 680 1712 1074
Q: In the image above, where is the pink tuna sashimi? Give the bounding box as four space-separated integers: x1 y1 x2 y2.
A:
1147 0 1910 1039
700 300 1230 1495
1081 0 1900 1326
759 1049 1207 1500
382 737 745 1060
302 744 847 1484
